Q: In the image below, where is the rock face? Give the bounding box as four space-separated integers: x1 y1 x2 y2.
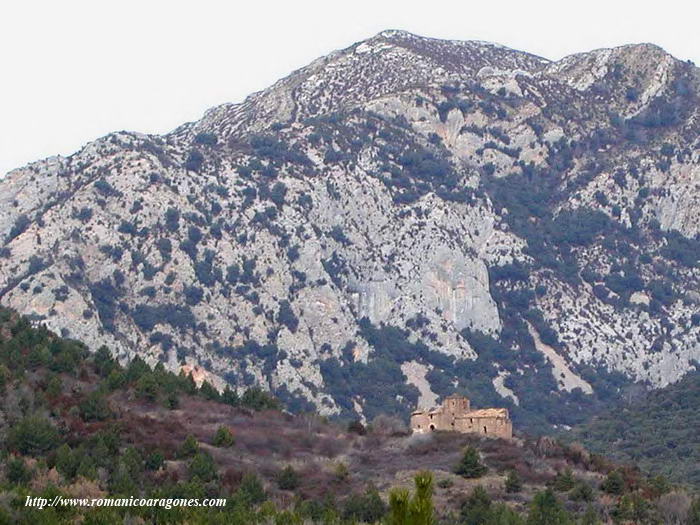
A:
1 30 699 429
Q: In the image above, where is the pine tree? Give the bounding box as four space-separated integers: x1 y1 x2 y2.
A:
212 426 235 447
145 451 164 471
277 465 300 490
110 462 137 495
106 368 126 390
188 451 218 482
454 446 488 478
7 414 60 456
54 443 79 479
76 455 98 480
387 471 435 525
526 489 573 525
461 486 492 525
180 434 199 458
6 456 32 485
136 372 159 402
221 385 240 406
94 345 115 377
199 380 220 401
505 469 523 493
45 374 62 399
600 470 625 495
387 488 410 525
0 364 9 393
409 471 434 525
237 473 266 505
553 468 575 491
165 391 180 409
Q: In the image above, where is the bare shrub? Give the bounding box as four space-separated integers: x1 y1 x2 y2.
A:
65 477 104 499
404 433 438 455
483 448 522 472
563 442 590 467
30 467 61 492
361 433 384 450
316 435 346 458
533 436 560 457
221 467 243 489
656 490 691 524
298 413 327 434
368 414 408 437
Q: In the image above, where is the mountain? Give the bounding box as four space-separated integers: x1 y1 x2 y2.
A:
1 304 697 524
1 30 699 431
569 369 700 486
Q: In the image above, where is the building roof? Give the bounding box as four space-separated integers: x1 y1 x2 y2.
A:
458 408 509 419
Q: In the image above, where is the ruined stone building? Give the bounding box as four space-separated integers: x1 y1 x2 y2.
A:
410 394 512 439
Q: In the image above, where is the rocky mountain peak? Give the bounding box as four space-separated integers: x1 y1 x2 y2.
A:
0 32 698 431
187 31 551 142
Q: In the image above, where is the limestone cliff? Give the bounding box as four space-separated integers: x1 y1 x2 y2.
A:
1 31 698 429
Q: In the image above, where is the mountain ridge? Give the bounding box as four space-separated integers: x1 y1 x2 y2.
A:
0 31 698 431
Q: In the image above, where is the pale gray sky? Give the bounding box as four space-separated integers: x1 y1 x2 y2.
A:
1 0 698 177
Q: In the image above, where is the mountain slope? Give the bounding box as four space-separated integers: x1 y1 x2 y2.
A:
0 31 699 430
1 305 695 524
569 369 700 486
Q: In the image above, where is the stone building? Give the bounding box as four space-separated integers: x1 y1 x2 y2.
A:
410 394 512 439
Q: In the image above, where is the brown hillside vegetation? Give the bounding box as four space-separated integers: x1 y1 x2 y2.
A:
1 306 699 523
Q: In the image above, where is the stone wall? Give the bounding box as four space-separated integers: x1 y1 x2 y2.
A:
410 395 512 439
453 414 512 439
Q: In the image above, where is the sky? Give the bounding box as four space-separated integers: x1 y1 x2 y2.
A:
1 0 698 177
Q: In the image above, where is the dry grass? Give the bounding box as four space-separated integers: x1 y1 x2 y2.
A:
39 372 627 515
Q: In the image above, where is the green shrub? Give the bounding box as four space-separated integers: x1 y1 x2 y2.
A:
164 208 180 232
6 456 32 485
7 415 60 456
526 489 572 525
505 469 522 493
454 446 487 478
334 462 349 481
237 473 266 504
180 435 199 458
194 132 217 146
54 444 79 479
188 452 217 482
145 452 164 471
277 300 299 333
212 426 235 448
600 470 625 495
460 485 493 525
343 485 387 523
79 392 112 421
568 481 594 502
184 150 204 172
277 465 300 490
8 214 31 241
270 181 287 207
184 286 204 306
552 468 575 491
437 478 453 489
136 373 159 402
199 380 219 401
